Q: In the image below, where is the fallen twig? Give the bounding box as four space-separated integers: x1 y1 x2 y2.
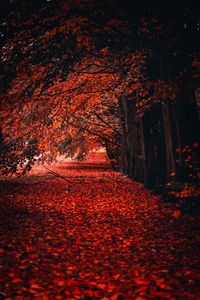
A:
42 165 74 184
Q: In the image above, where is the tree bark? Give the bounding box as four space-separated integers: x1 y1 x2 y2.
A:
162 102 176 179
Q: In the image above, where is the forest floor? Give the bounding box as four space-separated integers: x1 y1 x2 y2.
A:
0 158 200 299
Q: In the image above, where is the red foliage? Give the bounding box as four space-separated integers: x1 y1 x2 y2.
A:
0 162 199 299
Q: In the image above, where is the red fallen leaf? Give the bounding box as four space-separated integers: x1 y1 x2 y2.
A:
55 296 64 300
134 278 149 285
12 278 21 284
97 283 107 290
107 284 116 292
75 237 81 245
8 272 15 278
56 280 66 287
170 172 176 177
30 284 42 290
173 210 182 218
113 274 121 280
41 295 50 300
67 266 77 271
111 294 121 300
160 269 169 273
155 278 172 290
84 290 99 297
123 240 131 247
0 248 5 254
70 286 81 295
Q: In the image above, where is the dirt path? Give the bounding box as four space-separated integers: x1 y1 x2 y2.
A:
0 162 199 299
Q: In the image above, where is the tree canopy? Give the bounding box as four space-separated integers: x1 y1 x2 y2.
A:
0 0 199 184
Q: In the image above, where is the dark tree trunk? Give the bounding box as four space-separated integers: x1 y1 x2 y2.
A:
126 98 136 177
104 137 120 170
143 105 167 188
118 95 129 174
162 102 176 179
133 118 146 183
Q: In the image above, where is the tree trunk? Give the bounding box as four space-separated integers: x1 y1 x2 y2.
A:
118 95 129 174
162 102 176 179
126 98 136 177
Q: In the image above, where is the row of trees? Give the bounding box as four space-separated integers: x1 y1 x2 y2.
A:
118 4 200 187
0 0 199 188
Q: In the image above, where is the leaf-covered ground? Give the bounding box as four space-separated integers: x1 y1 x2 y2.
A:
0 161 200 299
